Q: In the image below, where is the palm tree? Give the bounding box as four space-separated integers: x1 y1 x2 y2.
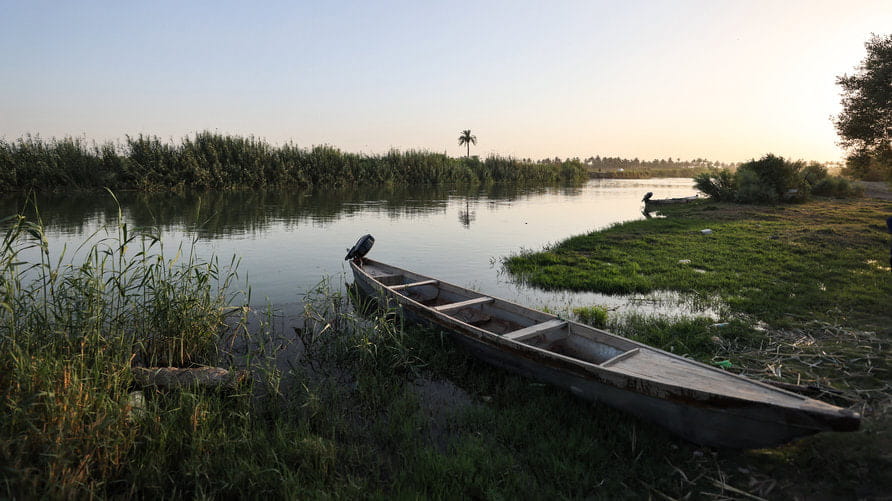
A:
458 129 477 158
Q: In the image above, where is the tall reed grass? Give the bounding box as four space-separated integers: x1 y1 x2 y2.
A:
0 198 439 497
0 133 588 191
0 198 247 496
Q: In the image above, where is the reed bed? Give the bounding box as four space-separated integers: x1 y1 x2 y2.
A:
0 201 249 496
0 133 588 192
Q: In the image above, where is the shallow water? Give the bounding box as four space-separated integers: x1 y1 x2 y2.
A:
2 178 717 322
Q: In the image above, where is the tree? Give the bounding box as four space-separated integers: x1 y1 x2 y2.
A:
834 34 892 180
458 130 477 158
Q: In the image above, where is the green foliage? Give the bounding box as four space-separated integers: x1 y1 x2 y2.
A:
692 154 860 204
843 146 892 181
0 201 244 496
734 154 807 203
811 176 864 198
571 305 608 328
0 132 587 192
505 200 892 329
694 168 737 201
799 161 862 198
835 33 892 181
801 162 829 186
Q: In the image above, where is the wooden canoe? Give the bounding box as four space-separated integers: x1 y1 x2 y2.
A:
350 258 860 448
644 195 700 206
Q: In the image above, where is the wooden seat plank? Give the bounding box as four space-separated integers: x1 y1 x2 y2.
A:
599 348 640 367
433 296 494 313
503 319 567 342
372 273 403 282
390 279 438 291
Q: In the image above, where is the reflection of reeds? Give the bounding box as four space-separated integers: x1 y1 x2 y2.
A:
0 182 575 239
0 132 588 191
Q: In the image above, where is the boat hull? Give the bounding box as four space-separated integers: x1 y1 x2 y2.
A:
350 260 859 448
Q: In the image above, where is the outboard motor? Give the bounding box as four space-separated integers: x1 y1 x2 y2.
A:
345 234 375 263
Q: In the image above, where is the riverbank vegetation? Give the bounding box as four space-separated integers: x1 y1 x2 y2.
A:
503 196 892 497
0 133 587 192
694 154 862 203
4 194 892 498
505 198 890 328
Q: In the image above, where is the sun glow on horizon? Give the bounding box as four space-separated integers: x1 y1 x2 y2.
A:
1 1 890 164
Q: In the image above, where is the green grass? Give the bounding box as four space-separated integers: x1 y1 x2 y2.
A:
505 199 892 330
500 197 892 497
571 304 608 328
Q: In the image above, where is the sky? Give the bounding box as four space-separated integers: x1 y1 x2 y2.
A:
1 1 890 163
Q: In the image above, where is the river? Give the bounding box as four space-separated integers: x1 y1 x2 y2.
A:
2 178 711 323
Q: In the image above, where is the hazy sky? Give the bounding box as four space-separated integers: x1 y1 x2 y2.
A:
1 1 890 162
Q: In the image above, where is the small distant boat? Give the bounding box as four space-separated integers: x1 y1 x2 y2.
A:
642 192 700 205
350 258 860 448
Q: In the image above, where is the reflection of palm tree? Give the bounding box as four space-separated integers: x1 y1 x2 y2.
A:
458 198 475 228
458 130 477 158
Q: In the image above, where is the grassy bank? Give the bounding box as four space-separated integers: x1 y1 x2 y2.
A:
505 199 891 329
503 197 892 497
0 133 587 191
4 198 892 499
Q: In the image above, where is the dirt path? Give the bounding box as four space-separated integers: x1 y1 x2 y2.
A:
858 181 892 200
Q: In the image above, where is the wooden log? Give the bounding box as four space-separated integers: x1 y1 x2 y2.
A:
131 366 249 390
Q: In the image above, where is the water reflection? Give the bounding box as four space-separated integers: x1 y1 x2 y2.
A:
457 199 476 229
0 183 588 238
1 179 706 320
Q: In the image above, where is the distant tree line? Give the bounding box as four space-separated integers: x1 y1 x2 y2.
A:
528 155 737 171
582 156 736 171
0 132 588 192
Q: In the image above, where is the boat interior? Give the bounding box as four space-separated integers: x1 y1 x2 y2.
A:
359 260 826 405
367 266 640 367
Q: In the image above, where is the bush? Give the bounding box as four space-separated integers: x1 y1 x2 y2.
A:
801 162 829 186
734 154 808 203
843 146 892 182
693 169 737 201
735 167 780 203
693 154 845 204
811 176 864 198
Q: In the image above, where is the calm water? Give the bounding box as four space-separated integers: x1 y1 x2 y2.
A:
3 178 711 323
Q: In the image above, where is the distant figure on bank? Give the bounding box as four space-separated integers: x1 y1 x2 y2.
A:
642 192 653 203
